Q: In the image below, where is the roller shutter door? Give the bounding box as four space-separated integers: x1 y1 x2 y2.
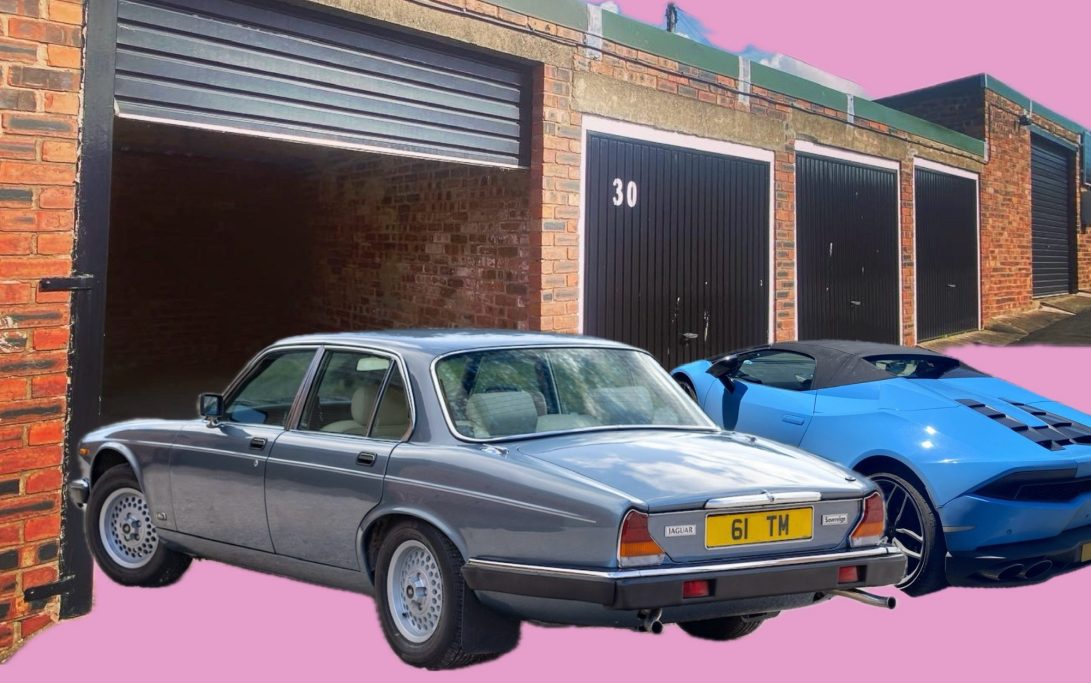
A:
583 133 771 366
114 0 530 167
1031 135 1076 297
797 154 900 343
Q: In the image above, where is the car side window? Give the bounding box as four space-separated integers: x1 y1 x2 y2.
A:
733 351 816 391
371 366 411 441
224 350 315 426
299 351 392 436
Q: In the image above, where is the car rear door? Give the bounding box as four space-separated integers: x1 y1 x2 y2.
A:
266 348 413 569
169 347 318 551
703 350 818 446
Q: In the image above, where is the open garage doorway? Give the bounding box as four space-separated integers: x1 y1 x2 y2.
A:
100 120 533 424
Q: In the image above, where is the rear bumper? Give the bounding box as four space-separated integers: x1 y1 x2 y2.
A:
947 522 1091 587
462 546 905 611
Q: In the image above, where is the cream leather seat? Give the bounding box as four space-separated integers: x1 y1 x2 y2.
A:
321 383 380 435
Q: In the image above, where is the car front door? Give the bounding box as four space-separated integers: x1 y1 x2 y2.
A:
266 348 413 569
703 350 818 446
169 347 317 551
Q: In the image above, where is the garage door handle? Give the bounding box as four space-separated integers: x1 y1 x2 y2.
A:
849 300 862 307
357 452 378 467
680 332 699 345
947 283 957 289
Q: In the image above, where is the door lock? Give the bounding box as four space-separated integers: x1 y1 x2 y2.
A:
357 452 378 467
249 437 267 450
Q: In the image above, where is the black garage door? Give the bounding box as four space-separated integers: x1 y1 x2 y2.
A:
915 168 979 340
797 154 900 343
584 134 770 366
1031 135 1076 297
114 0 530 167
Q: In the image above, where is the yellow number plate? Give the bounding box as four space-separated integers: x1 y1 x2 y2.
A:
706 507 814 548
1081 543 1091 564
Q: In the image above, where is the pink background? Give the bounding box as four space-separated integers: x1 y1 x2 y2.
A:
7 0 1091 678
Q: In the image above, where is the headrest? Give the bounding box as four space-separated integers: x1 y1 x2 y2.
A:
589 386 654 424
466 391 538 437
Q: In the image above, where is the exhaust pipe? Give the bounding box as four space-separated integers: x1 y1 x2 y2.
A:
980 563 1025 582
1022 560 1054 581
831 589 897 610
636 608 664 634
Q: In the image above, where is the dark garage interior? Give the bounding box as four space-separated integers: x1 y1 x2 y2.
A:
100 120 532 423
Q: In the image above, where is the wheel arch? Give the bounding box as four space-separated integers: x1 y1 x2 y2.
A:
851 454 938 509
357 507 470 582
90 444 143 490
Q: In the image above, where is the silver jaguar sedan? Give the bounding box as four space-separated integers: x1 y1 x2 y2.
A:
71 331 905 669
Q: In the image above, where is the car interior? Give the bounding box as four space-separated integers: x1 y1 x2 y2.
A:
300 353 411 440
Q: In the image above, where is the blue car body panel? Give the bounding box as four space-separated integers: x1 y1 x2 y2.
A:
675 357 1091 556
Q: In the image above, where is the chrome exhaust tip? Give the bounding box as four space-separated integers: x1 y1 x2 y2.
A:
636 608 664 634
1022 560 1054 581
831 589 897 610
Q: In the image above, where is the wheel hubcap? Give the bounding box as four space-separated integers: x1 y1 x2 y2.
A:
99 486 159 570
873 476 926 585
386 540 443 644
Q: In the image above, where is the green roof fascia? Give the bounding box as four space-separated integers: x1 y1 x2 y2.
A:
489 0 588 30
982 75 1086 136
854 98 986 157
748 60 847 112
600 10 738 78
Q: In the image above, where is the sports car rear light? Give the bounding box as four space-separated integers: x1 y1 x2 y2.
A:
849 493 885 548
973 467 1090 502
618 510 666 567
682 580 711 598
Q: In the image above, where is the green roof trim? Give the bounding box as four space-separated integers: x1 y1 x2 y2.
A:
489 0 986 157
982 75 1086 136
855 98 987 157
600 10 738 77
490 0 587 30
749 61 847 112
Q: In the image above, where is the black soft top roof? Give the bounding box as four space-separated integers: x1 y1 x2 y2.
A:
722 340 977 390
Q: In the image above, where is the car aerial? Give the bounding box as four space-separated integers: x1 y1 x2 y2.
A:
672 339 1091 597
70 331 905 669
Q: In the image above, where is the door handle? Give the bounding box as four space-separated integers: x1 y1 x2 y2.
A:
782 415 806 426
249 437 267 450
849 300 862 307
680 332 699 345
356 451 378 467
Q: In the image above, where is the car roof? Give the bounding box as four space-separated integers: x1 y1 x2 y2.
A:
723 339 964 390
271 329 637 357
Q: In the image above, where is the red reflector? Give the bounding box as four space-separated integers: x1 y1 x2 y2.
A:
683 580 711 598
838 566 861 584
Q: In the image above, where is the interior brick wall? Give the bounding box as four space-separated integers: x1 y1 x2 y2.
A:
0 0 83 658
104 149 312 387
304 155 533 332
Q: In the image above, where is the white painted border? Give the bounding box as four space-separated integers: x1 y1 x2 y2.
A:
792 139 903 342
911 158 983 339
577 115 777 344
793 140 902 172
115 113 525 170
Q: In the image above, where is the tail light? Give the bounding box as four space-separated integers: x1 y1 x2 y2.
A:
618 510 665 567
850 492 886 547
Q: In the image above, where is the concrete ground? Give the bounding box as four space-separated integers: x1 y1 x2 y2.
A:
922 293 1091 352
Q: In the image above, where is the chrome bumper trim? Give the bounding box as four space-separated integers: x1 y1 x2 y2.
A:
467 545 902 581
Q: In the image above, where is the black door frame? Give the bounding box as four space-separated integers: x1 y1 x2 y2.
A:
912 158 981 341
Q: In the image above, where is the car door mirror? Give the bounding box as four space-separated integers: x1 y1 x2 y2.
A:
198 393 225 424
707 355 740 392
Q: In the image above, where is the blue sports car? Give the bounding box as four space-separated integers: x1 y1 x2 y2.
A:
672 340 1091 596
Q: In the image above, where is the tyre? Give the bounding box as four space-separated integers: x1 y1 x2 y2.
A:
867 470 948 597
675 375 698 402
679 615 765 641
86 466 191 587
374 521 519 670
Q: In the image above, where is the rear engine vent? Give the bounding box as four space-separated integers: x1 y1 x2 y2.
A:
956 399 1091 451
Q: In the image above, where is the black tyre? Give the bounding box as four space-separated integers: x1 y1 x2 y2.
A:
867 470 948 597
86 466 191 587
374 521 519 670
679 615 765 641
675 375 698 402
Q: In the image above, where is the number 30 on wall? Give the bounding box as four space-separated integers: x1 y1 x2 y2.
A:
611 178 638 208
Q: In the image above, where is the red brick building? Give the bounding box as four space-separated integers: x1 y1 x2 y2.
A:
0 0 1085 658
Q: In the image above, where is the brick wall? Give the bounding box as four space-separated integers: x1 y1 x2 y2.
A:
877 79 987 140
104 146 313 391
305 155 533 332
0 0 83 658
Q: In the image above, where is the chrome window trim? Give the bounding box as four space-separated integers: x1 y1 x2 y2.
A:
428 344 718 444
465 545 901 581
289 344 417 444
